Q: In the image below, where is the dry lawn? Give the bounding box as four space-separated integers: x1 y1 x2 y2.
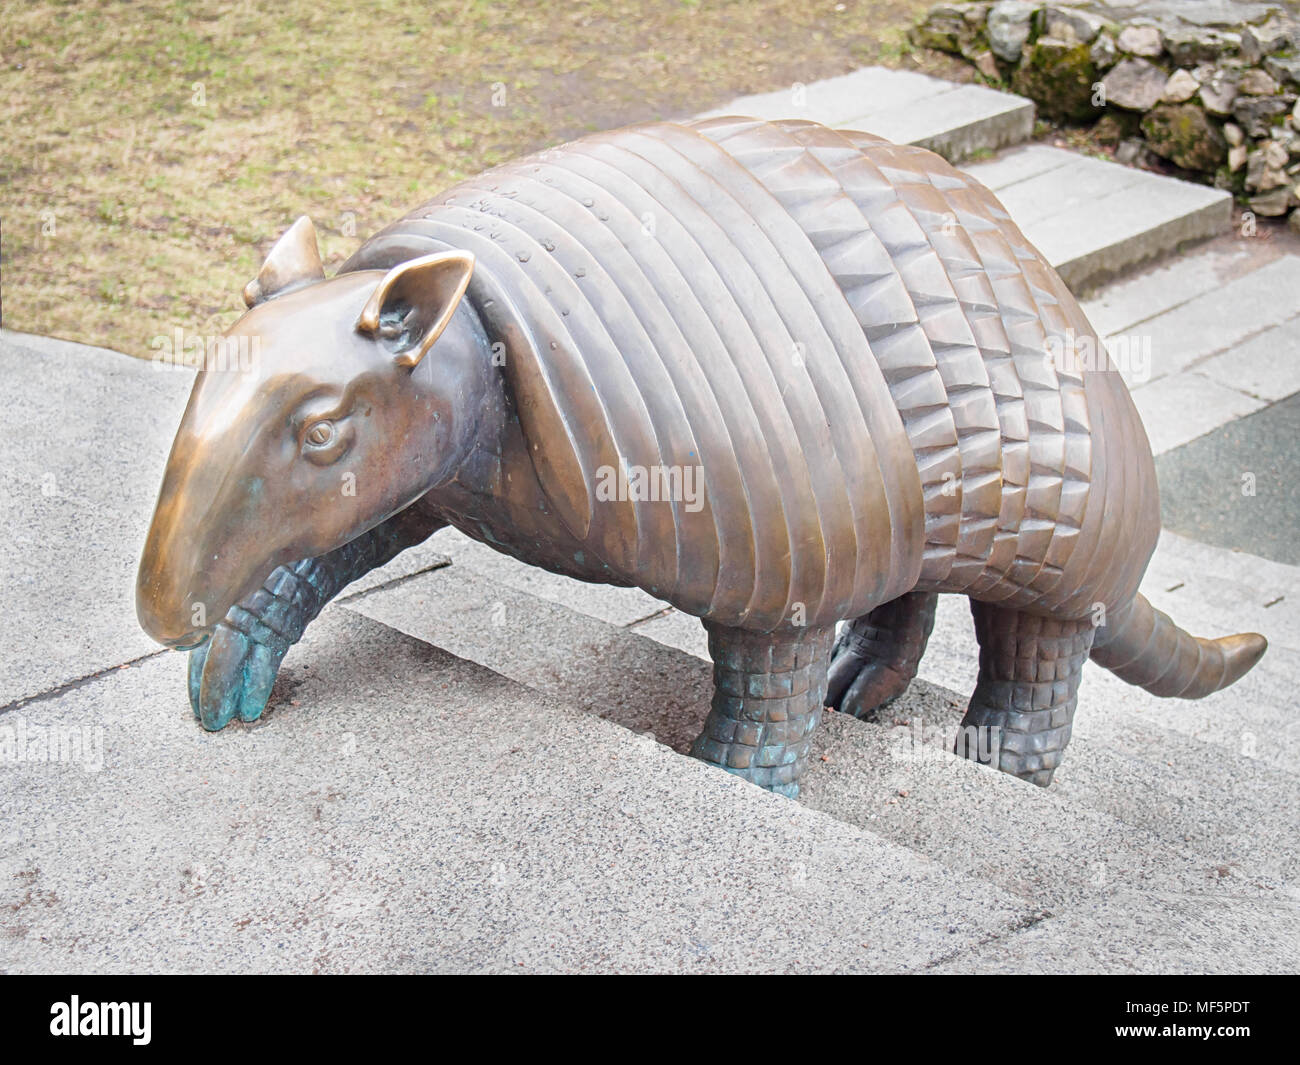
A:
0 0 954 355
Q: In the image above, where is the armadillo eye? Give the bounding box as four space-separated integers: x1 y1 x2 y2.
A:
305 420 335 448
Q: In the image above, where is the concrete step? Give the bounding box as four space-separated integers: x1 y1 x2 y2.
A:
1 607 1038 974
960 145 1232 292
701 66 1034 163
703 69 1228 293
339 549 712 753
1079 248 1300 454
891 567 1300 893
1079 239 1287 341
880 668 1300 891
340 560 1299 973
343 531 1300 905
804 713 1299 975
804 706 1285 911
929 890 1298 974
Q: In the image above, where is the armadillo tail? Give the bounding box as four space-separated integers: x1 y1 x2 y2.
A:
1090 594 1267 699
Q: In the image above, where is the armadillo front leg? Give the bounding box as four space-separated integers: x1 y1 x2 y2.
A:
826 592 938 719
188 506 443 730
957 603 1096 787
689 622 836 799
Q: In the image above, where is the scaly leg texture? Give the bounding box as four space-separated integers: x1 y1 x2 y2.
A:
826 591 937 719
689 622 836 798
188 507 442 729
957 602 1095 787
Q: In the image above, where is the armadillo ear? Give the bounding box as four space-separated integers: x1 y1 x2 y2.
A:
242 216 325 308
355 250 475 370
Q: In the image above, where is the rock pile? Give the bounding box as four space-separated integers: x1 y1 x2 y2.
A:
912 1 1300 219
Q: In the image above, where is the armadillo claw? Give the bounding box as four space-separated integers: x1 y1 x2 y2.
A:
824 640 866 709
186 640 209 718
825 639 910 721
838 661 910 720
187 624 286 731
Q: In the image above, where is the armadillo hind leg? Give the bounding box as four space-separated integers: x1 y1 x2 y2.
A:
826 592 938 720
956 602 1096 787
689 622 837 799
188 508 444 730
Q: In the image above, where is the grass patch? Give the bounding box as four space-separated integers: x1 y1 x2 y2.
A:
0 0 951 356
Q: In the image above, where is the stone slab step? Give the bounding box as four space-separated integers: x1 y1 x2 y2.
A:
904 578 1300 892
339 553 714 754
886 667 1300 890
1079 239 1284 341
1079 250 1300 453
700 65 1034 162
379 529 1300 893
1 608 1038 974
806 713 1299 974
704 68 1228 291
0 330 192 706
341 537 1298 910
803 706 1285 914
1091 253 1300 389
961 145 1233 292
929 891 1299 974
1130 373 1267 456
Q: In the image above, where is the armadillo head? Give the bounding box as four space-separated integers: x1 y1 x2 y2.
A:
137 216 488 650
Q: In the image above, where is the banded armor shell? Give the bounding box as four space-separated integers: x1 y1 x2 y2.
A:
344 117 1159 631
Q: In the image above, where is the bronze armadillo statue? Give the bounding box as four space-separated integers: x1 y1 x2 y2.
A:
136 117 1266 797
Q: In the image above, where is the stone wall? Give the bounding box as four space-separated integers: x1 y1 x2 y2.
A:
912 1 1300 218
